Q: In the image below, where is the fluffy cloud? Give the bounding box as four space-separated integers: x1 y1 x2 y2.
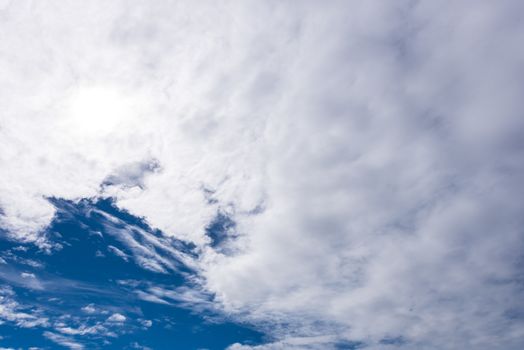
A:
1 1 524 349
106 313 126 323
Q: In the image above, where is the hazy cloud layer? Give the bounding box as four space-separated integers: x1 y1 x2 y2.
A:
1 1 524 349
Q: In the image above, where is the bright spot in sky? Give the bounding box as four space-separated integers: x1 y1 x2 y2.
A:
65 86 135 135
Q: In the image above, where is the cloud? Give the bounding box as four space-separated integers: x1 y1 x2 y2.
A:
43 331 84 350
55 323 106 336
1 1 524 349
139 319 152 328
81 304 97 314
132 282 215 315
226 336 344 350
0 286 49 328
106 313 126 323
102 159 160 190
130 342 152 350
66 200 197 273
107 245 130 262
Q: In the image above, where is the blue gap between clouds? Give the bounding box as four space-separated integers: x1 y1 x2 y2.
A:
0 197 265 349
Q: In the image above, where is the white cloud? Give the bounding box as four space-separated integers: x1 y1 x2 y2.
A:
0 286 49 329
55 323 106 336
82 205 196 273
133 284 214 314
139 319 152 328
130 342 152 350
43 331 84 350
106 313 126 323
81 304 97 314
1 1 524 349
107 245 130 262
227 336 340 350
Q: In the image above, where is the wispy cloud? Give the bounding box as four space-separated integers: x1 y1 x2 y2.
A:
0 286 49 328
107 245 130 262
43 331 84 350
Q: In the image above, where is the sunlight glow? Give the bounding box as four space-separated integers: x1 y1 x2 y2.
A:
65 86 135 135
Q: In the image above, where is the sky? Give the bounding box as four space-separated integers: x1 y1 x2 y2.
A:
0 1 524 349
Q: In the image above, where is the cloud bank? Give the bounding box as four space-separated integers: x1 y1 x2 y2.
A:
1 1 524 349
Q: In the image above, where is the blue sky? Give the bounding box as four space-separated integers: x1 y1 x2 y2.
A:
0 198 265 349
1 1 524 349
